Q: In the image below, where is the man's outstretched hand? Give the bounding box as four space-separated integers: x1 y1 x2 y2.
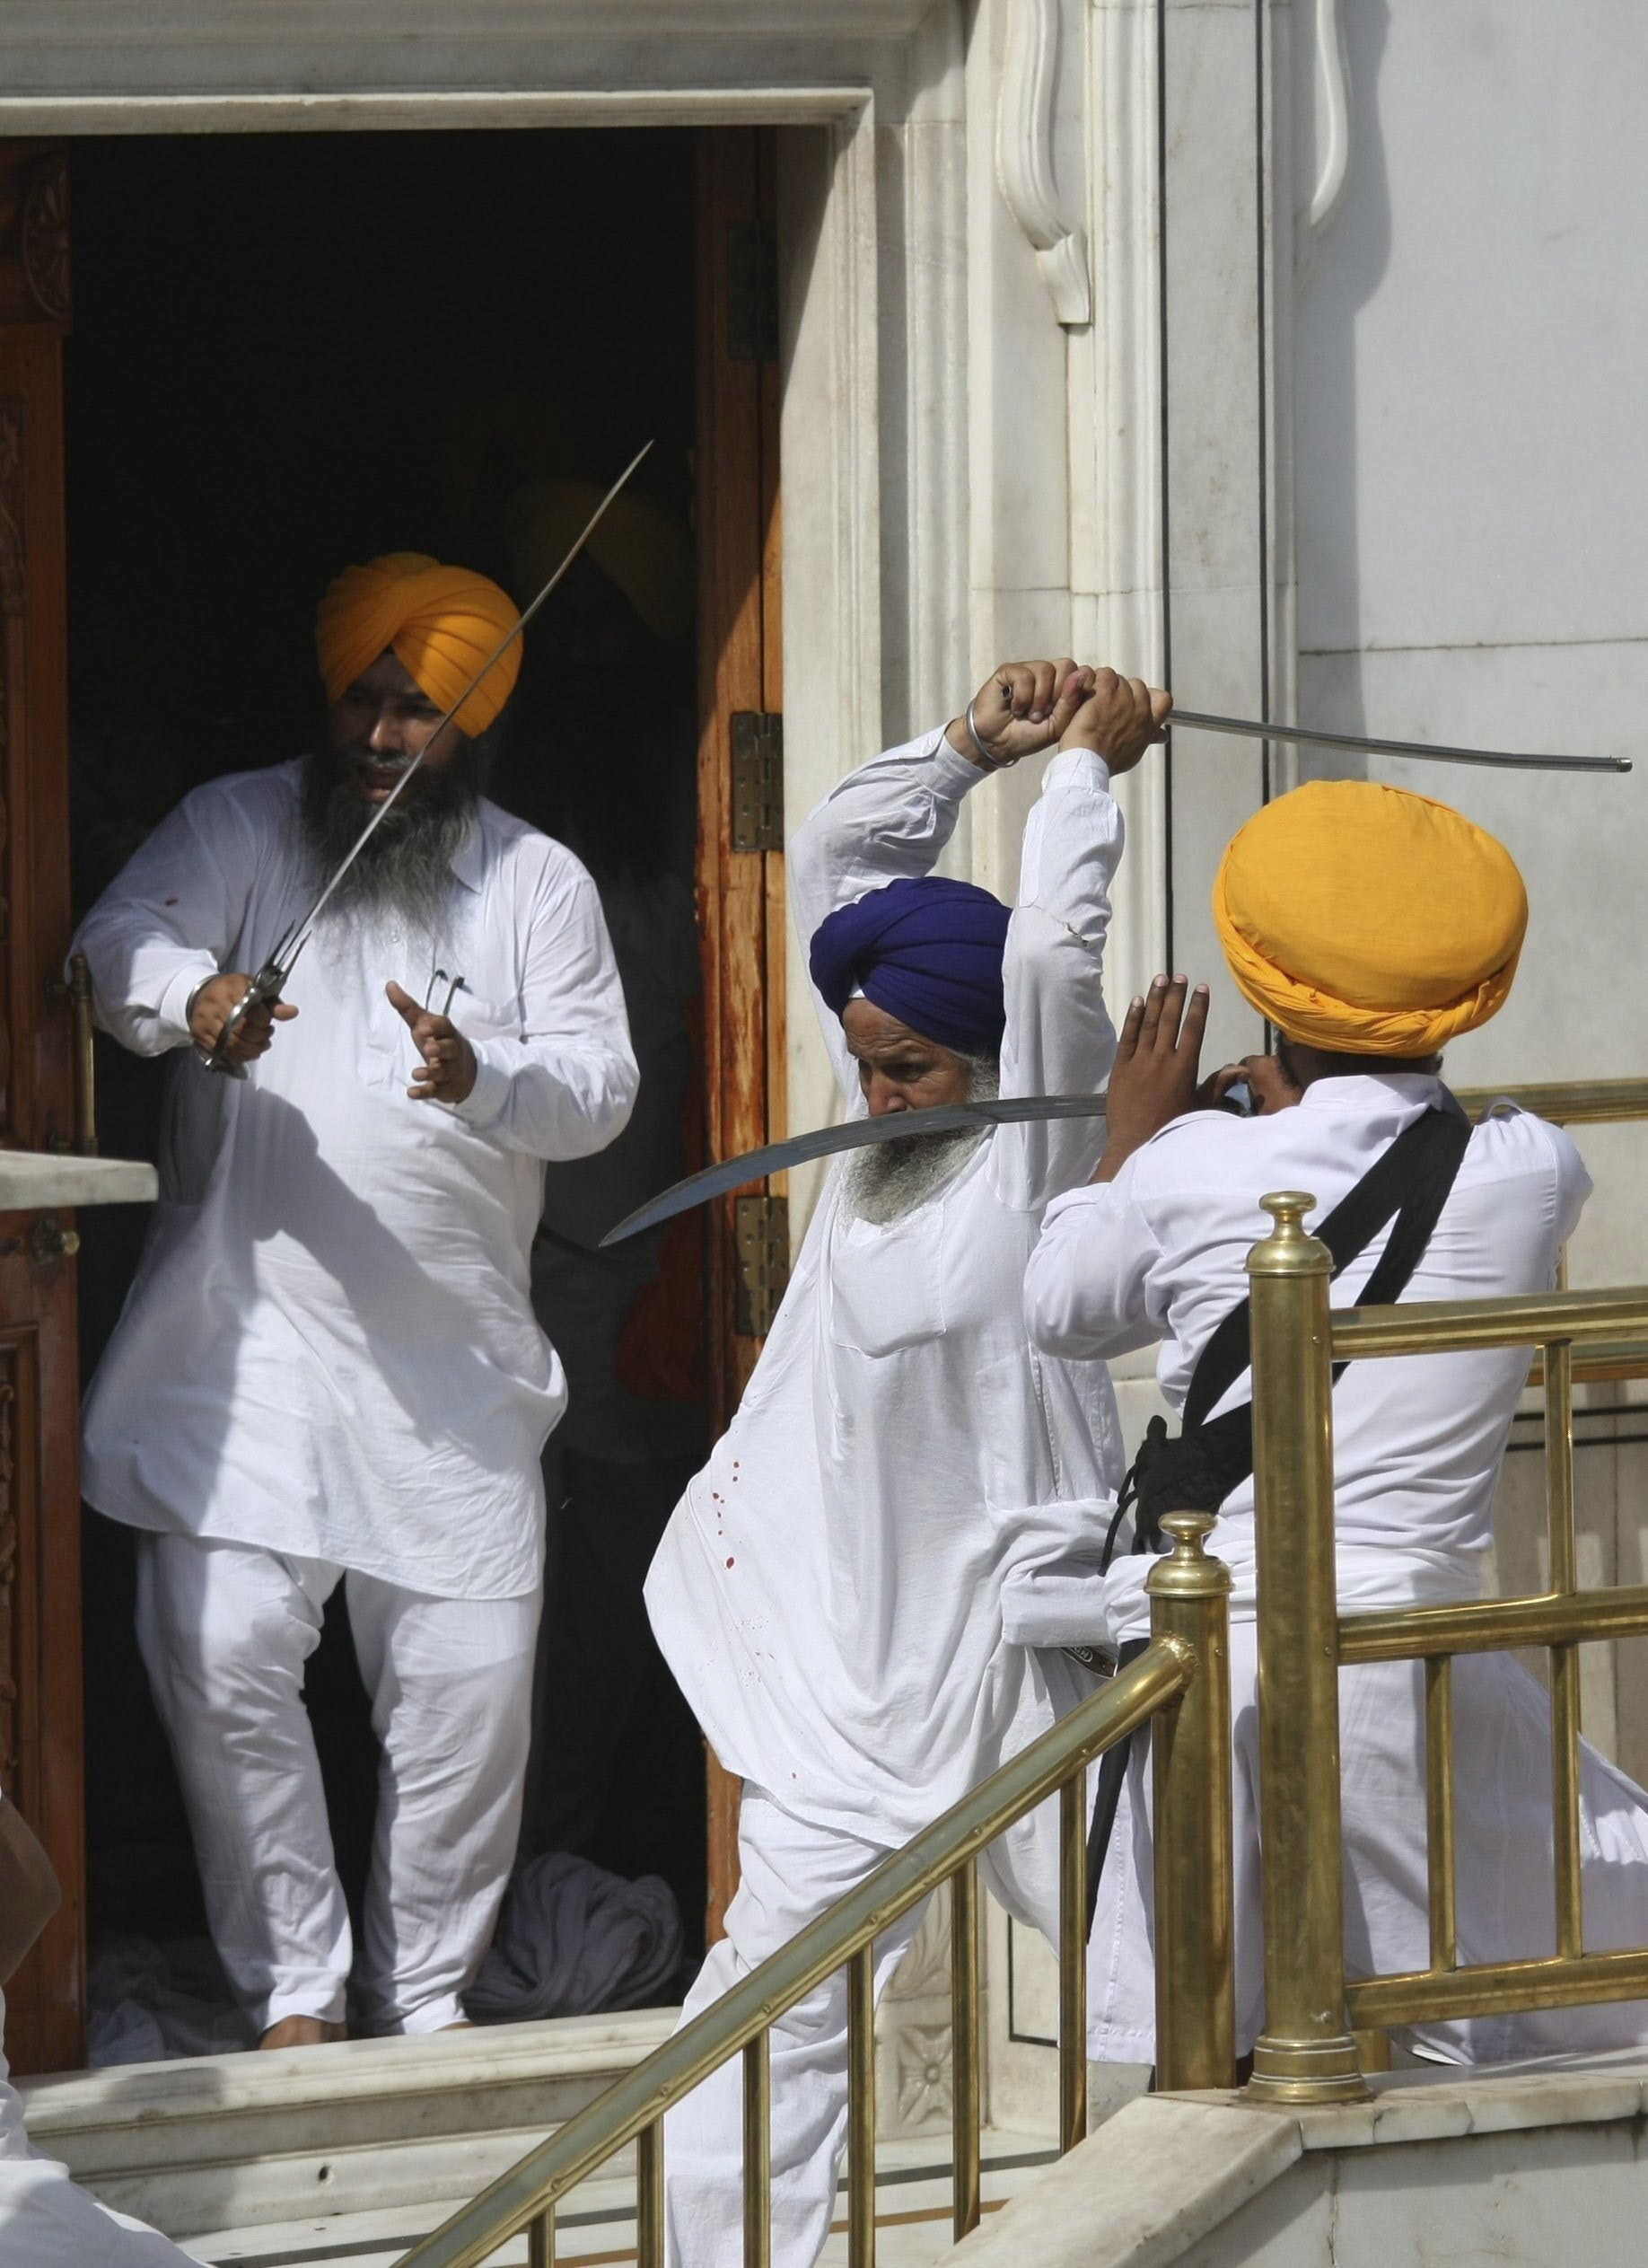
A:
1093 974 1210 1183
1059 670 1173 775
387 980 478 1104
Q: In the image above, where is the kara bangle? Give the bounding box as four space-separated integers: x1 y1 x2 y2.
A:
964 697 1016 770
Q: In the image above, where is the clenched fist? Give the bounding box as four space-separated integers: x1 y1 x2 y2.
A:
1058 669 1172 775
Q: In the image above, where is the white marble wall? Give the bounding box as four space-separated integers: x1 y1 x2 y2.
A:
1294 0 1648 1128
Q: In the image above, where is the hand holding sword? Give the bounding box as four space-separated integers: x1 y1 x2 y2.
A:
189 966 299 1067
196 439 655 1079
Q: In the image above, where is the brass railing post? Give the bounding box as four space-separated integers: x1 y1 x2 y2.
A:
1246 1191 1369 2105
1148 1514 1235 2091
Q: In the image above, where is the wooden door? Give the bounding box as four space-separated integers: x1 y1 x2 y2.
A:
0 144 83 2075
696 129 785 1938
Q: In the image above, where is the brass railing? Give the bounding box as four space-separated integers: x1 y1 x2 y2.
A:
1244 1192 1648 2104
1453 1077 1648 1127
400 1517 1233 2266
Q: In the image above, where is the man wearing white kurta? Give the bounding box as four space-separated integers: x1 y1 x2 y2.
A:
647 661 1170 2267
1024 779 1648 2064
76 555 637 2045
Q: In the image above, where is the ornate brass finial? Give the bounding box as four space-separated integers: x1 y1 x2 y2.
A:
1259 1191 1316 1236
1146 1509 1232 1599
1160 1511 1216 1559
1249 1190 1330 1279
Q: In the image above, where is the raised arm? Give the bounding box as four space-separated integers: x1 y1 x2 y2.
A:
787 662 1100 1105
787 732 985 1104
992 672 1172 1209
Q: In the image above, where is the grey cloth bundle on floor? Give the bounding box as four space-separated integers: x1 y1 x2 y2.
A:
466 1851 684 2022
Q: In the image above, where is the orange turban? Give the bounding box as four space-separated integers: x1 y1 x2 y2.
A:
316 553 522 738
504 478 695 649
1212 780 1528 1054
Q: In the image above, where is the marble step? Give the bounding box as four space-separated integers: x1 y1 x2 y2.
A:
18 2009 678 2240
181 2127 1061 2266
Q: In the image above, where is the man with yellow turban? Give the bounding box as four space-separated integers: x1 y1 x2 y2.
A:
72 556 638 2048
1025 778 1648 2067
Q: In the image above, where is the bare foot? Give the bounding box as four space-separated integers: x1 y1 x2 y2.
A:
437 2019 476 2032
259 2015 347 2051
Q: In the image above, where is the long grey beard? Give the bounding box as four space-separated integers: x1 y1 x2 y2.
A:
838 1059 1001 1226
299 745 481 937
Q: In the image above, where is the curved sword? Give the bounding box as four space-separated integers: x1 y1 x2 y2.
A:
200 438 656 1078
1170 709 1629 773
599 1094 1109 1246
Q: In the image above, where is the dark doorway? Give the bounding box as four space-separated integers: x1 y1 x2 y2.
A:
66 127 710 2054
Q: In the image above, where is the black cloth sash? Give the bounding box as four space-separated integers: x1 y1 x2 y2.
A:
1084 1100 1473 1930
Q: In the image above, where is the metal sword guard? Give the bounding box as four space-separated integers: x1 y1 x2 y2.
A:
199 953 293 1080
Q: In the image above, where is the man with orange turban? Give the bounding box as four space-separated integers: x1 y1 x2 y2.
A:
73 556 638 2049
1025 778 1648 2067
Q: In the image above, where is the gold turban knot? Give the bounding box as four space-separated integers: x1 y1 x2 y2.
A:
316 552 522 739
1212 779 1528 1054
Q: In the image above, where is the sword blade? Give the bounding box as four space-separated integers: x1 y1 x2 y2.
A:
1170 708 1628 775
285 438 656 961
599 1094 1108 1246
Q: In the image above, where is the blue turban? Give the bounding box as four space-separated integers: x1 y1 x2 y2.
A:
809 876 1012 1057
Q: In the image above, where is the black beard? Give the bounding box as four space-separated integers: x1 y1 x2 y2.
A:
299 741 483 934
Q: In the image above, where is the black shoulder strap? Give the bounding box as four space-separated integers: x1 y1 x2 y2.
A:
1181 1101 1472 1429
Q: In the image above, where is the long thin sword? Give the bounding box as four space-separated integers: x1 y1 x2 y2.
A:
600 1094 1109 1245
1170 709 1628 774
200 438 655 1077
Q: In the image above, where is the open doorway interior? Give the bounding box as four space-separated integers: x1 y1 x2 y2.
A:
66 127 711 2058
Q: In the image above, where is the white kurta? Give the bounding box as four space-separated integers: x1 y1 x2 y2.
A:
1025 1074 1648 2061
651 732 1130 2268
76 760 637 1601
647 731 1127 1842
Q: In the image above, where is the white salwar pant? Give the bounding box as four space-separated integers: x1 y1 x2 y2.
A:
135 1533 539 2035
662 1782 1066 2268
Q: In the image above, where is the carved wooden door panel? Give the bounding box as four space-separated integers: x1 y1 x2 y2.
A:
696 128 784 1938
0 144 84 2076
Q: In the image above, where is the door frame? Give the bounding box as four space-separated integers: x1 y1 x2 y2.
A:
5 98 885 2048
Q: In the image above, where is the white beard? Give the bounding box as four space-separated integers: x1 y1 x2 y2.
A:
838 1059 1000 1226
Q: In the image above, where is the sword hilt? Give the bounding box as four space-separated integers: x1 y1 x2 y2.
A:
198 959 289 1080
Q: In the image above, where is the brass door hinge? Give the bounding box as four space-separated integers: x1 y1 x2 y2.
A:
734 1192 791 1339
731 711 785 852
726 217 779 363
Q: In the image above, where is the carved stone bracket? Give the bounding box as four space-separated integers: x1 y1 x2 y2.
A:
1305 0 1351 234
996 0 1091 328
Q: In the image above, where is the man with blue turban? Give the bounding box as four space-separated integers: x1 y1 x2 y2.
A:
646 658 1170 2267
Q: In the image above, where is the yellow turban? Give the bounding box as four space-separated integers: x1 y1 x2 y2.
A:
1212 780 1528 1053
316 552 522 738
504 479 695 649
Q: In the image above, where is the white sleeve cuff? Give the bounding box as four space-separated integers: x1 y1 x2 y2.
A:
1040 747 1113 793
157 960 222 1047
451 1046 511 1129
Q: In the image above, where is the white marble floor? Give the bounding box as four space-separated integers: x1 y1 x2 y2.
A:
183 2129 1060 2267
